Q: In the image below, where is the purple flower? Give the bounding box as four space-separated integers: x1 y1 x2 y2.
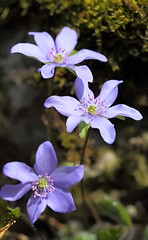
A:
11 26 107 82
44 78 143 144
0 141 84 224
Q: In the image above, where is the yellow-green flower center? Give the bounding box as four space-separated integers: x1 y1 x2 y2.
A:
54 54 63 63
32 175 54 198
88 105 97 114
37 178 48 188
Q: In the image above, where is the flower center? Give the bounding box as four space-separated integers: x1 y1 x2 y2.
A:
53 54 63 63
32 175 54 198
38 178 48 188
87 105 97 115
78 95 108 117
46 47 69 64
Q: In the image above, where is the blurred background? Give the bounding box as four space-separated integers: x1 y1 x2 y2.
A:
0 0 148 239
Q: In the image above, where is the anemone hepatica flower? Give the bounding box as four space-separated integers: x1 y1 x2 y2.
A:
11 26 107 82
0 141 84 224
44 79 143 144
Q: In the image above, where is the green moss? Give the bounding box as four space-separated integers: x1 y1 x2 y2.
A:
0 0 147 73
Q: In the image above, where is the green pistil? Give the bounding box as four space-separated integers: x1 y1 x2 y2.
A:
88 105 97 114
38 178 48 188
54 54 63 63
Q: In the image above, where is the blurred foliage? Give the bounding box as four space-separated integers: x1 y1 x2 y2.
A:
142 226 148 240
74 232 97 240
94 196 132 226
95 227 123 240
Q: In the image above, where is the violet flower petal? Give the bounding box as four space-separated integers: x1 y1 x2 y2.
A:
67 49 107 64
28 32 56 55
97 80 123 107
47 188 76 213
55 26 77 53
104 104 143 120
74 65 93 83
1 183 31 201
51 165 84 188
66 114 83 132
74 77 87 101
39 64 56 78
34 141 57 175
3 162 38 183
27 194 47 224
74 77 93 101
11 43 46 62
91 117 116 144
44 96 79 117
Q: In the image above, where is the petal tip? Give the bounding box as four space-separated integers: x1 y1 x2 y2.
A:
11 46 16 54
28 32 34 35
43 99 49 108
102 55 108 62
136 113 143 121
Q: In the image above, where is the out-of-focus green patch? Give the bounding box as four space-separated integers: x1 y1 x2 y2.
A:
74 227 123 240
142 225 148 240
95 227 123 240
132 153 148 187
94 196 132 227
74 232 97 240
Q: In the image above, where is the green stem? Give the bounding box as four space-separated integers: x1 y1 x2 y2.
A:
20 213 46 240
80 129 90 165
79 129 90 227
46 76 54 141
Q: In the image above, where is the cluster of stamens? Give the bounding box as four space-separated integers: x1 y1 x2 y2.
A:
31 174 54 198
46 47 69 64
78 94 108 117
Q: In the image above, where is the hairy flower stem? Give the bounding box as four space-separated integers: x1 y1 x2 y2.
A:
47 76 54 141
80 129 90 227
20 213 47 240
80 129 90 165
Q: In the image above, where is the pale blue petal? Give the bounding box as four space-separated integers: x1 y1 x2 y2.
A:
3 162 38 183
27 194 47 224
66 114 83 132
74 65 93 82
39 64 56 79
34 141 57 175
11 43 46 62
44 96 79 117
67 49 107 64
51 165 84 188
97 80 123 107
91 117 116 144
55 26 77 54
1 183 31 201
74 77 88 101
28 31 56 55
74 77 94 102
104 104 143 120
47 188 76 213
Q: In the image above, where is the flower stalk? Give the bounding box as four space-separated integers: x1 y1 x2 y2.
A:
79 129 90 227
80 128 90 165
46 75 54 141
